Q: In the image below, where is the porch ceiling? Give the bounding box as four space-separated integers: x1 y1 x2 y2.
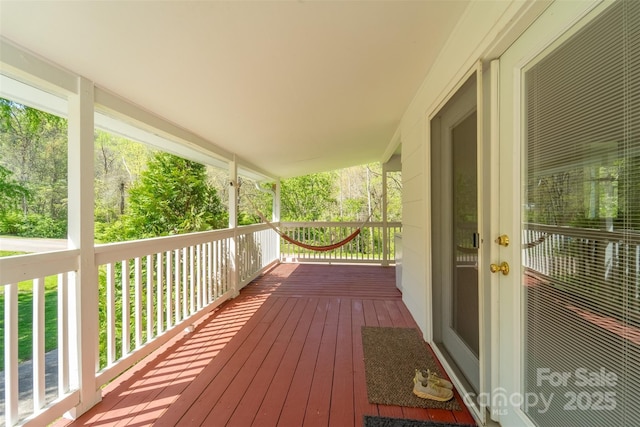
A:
0 1 469 178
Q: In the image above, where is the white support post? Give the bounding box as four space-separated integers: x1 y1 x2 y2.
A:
382 163 389 266
66 77 101 418
273 179 281 260
229 156 239 297
272 179 281 223
382 154 401 267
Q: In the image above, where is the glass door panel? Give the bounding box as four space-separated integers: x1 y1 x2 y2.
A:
452 111 479 358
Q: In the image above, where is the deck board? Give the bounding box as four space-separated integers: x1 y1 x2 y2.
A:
202 297 301 426
250 297 319 427
351 299 380 423
303 298 340 427
277 298 329 426
329 299 354 427
175 297 291 425
55 263 476 427
152 295 281 427
223 297 307 426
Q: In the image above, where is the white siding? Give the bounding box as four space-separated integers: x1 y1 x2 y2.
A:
398 0 546 340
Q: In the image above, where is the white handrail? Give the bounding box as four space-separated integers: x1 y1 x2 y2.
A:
0 249 80 285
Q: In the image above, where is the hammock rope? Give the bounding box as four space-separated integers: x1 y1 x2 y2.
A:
241 185 373 252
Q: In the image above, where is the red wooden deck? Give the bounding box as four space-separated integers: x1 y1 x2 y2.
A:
55 263 476 426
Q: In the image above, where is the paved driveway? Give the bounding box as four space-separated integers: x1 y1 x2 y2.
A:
0 237 67 253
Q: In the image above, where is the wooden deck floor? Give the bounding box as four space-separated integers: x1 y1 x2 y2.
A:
56 263 476 427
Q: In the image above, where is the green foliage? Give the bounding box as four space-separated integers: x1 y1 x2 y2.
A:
97 152 226 241
280 172 336 221
236 180 274 225
21 213 66 238
0 210 66 238
238 211 258 225
342 198 366 220
243 164 403 224
0 165 30 214
0 250 25 257
0 210 24 235
94 130 151 224
0 98 68 236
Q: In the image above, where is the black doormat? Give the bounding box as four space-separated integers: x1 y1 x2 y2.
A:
361 326 461 410
364 415 476 427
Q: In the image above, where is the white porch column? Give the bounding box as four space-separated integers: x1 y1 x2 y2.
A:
229 156 239 297
66 77 101 417
383 154 401 267
273 179 281 260
272 179 281 223
382 163 389 267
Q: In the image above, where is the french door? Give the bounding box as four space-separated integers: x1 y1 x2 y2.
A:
497 0 640 425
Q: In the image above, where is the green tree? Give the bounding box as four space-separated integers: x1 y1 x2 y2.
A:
0 165 30 214
94 130 151 224
0 99 67 218
0 98 68 237
280 172 336 221
99 152 226 241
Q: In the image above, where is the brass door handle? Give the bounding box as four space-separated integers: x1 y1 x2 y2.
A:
495 234 510 247
490 262 510 275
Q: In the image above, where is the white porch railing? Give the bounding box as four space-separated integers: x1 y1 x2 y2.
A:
0 223 278 427
523 223 640 297
0 220 398 426
0 249 81 427
278 221 402 264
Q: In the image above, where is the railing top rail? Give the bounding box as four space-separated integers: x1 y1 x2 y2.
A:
279 221 402 228
525 223 640 243
95 223 272 265
0 248 80 285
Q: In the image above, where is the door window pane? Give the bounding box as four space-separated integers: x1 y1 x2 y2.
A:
522 1 640 425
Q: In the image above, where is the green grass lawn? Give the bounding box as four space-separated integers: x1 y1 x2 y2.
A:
0 251 59 371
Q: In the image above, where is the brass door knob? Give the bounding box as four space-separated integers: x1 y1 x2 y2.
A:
495 234 510 247
490 262 510 275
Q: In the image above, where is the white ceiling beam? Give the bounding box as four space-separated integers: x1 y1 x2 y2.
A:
0 37 77 96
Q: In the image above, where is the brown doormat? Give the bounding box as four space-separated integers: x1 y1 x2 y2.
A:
361 326 461 411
